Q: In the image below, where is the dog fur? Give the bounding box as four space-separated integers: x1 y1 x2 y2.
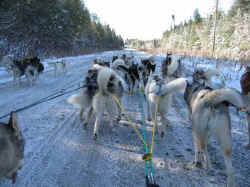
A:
0 112 24 184
184 68 245 187
161 53 183 80
145 74 187 136
67 66 124 139
145 53 185 136
4 56 44 86
67 64 101 123
240 66 250 149
91 67 124 139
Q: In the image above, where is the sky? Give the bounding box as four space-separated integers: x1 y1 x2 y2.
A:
84 0 235 40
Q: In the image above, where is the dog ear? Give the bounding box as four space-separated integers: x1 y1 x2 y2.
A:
8 112 21 138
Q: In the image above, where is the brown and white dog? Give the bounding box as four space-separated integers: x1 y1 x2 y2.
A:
183 68 245 187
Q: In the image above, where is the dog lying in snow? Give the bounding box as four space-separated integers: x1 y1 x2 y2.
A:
68 65 124 139
145 54 185 136
0 112 25 184
240 66 250 149
183 68 246 187
48 59 67 76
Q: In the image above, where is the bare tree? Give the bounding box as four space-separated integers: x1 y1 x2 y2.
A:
212 0 219 58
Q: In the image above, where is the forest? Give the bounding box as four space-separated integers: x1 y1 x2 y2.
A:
0 0 124 59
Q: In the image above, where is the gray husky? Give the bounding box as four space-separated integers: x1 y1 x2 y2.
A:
184 69 245 187
0 112 25 184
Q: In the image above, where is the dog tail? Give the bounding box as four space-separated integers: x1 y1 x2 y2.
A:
67 94 84 109
97 67 115 94
111 59 125 69
151 78 188 95
205 88 244 108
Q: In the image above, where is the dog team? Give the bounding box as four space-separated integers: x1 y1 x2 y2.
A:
0 55 67 86
1 52 250 187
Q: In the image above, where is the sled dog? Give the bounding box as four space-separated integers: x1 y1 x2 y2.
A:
0 112 25 184
240 66 250 149
48 59 67 76
68 66 124 139
145 53 185 136
183 68 245 187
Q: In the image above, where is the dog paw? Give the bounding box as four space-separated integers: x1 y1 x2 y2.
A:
93 134 97 140
192 161 202 168
160 131 165 138
116 116 121 122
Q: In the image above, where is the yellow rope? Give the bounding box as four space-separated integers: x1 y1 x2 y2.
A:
111 94 148 149
150 95 159 155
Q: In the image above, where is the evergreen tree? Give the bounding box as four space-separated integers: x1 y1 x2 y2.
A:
228 0 250 17
193 8 202 24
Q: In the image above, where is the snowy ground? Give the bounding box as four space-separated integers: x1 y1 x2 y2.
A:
0 49 249 187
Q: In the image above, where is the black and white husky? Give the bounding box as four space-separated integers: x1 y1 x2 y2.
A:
68 66 124 139
1 56 44 86
183 68 246 187
111 58 139 93
12 57 44 86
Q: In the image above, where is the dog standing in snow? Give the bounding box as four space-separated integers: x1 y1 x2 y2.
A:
145 54 185 136
2 56 44 86
68 65 124 139
183 68 246 187
48 59 67 77
240 66 250 149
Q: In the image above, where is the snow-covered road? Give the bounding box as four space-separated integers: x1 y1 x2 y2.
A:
0 50 249 187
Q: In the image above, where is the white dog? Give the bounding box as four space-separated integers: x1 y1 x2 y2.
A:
92 67 124 139
68 66 124 140
183 68 245 187
48 59 67 76
145 54 185 136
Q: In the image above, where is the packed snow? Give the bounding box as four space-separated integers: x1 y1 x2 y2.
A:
0 49 249 187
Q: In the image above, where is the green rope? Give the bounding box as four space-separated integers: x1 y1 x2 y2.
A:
138 82 155 177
